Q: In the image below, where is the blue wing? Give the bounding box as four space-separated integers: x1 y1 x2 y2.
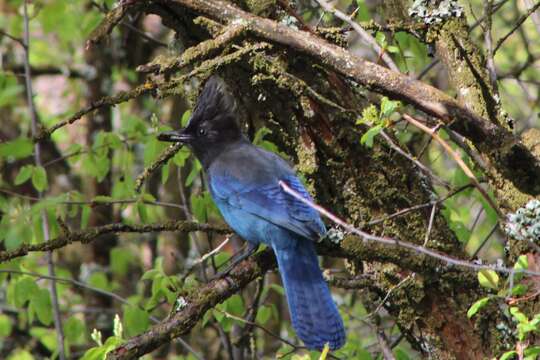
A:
210 173 326 240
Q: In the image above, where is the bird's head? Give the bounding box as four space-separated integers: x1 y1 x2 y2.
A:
158 76 243 165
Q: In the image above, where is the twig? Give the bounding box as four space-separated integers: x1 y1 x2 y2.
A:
493 0 540 54
314 0 400 72
366 183 474 226
22 1 66 357
380 130 451 189
0 220 228 263
0 188 188 211
135 142 184 192
483 0 497 88
470 222 499 258
278 180 540 278
0 28 25 47
402 114 503 219
215 309 304 352
376 328 397 360
106 249 277 359
365 276 412 319
424 204 437 246
33 81 159 142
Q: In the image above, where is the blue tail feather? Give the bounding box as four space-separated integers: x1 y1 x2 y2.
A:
274 238 346 351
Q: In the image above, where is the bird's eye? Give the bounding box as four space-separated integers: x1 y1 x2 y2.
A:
198 128 206 136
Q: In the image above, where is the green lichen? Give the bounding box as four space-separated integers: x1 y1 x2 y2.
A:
295 135 318 176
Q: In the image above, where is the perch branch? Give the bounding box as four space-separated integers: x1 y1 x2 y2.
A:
0 220 228 263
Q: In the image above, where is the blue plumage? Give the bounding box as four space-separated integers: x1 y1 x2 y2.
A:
158 76 346 351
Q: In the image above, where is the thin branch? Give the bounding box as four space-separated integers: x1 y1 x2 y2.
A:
279 180 540 278
22 0 65 356
135 142 183 192
471 222 499 258
0 220 228 263
402 114 503 219
366 183 474 226
380 130 451 189
493 0 540 54
314 0 400 72
483 0 497 88
424 204 437 246
106 249 278 359
215 308 304 352
0 28 25 47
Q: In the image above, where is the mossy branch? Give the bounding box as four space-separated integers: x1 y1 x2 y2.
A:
0 220 228 264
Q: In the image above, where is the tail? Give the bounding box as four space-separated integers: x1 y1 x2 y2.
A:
274 238 346 351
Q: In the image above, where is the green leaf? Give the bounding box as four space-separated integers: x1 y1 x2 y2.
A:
500 351 517 360
224 294 245 316
31 166 48 192
81 205 91 229
181 110 192 126
161 160 171 184
136 201 148 223
6 349 35 360
123 306 150 337
15 165 33 185
14 277 39 307
110 248 134 277
0 137 33 160
467 297 490 318
255 305 271 325
511 284 528 296
510 306 528 324
360 124 383 148
30 288 53 325
525 346 540 357
185 159 202 186
88 272 109 291
64 316 86 344
29 327 56 352
379 97 400 119
514 255 529 281
478 269 499 290
0 313 13 337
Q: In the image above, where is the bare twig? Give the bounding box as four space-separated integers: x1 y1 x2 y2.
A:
314 0 400 72
0 28 25 47
366 183 474 226
483 0 497 88
402 114 503 219
135 142 183 192
470 222 499 258
279 180 540 278
106 249 278 359
493 0 540 54
22 1 65 356
424 204 437 246
380 130 451 189
0 220 228 263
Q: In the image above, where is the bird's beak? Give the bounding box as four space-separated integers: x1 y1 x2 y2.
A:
157 129 193 143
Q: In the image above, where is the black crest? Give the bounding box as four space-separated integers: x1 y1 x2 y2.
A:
190 76 236 126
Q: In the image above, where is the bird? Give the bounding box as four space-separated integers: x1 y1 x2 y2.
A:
158 76 346 351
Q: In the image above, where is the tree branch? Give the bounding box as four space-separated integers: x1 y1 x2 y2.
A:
87 0 540 200
106 249 277 359
0 221 228 263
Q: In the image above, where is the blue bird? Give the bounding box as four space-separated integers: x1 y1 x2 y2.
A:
158 76 346 351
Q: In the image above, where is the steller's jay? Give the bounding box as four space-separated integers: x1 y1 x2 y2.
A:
158 76 346 351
